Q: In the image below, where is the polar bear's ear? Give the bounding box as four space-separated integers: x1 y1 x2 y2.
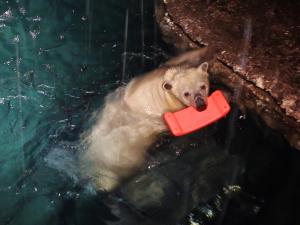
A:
164 68 178 82
163 82 172 90
197 62 208 73
163 68 178 90
163 68 177 90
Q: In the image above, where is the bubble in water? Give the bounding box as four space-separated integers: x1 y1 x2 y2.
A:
32 16 41 21
26 16 41 22
147 159 160 169
13 35 20 43
253 206 261 214
202 207 214 219
223 185 241 194
19 6 26 15
239 113 246 120
0 9 13 21
4 60 11 65
29 30 40 39
43 63 52 70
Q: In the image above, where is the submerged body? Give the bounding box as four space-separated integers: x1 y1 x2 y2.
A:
80 49 210 191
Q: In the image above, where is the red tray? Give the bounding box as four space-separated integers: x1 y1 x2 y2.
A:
164 90 230 136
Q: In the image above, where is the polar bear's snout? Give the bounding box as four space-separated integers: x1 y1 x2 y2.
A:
192 83 209 111
194 93 207 111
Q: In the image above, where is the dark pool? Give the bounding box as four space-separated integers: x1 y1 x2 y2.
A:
0 1 299 225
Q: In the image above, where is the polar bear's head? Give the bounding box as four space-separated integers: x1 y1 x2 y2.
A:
162 62 209 111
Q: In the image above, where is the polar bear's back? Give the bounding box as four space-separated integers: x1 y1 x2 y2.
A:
80 86 163 191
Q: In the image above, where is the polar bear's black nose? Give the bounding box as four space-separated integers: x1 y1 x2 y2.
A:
195 94 207 111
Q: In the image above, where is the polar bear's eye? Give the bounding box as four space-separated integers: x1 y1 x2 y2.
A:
200 85 206 90
184 92 190 97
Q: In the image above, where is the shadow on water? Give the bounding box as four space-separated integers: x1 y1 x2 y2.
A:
0 1 299 225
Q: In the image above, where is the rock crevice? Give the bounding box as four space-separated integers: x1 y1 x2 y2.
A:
155 0 300 149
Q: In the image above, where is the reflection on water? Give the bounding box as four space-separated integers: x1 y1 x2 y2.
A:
0 0 162 224
0 1 299 225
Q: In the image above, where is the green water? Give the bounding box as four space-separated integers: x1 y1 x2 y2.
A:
0 0 161 224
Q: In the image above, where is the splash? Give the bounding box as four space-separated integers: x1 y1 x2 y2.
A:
220 17 253 225
29 30 40 39
13 35 25 173
225 17 253 150
140 0 145 68
0 8 13 21
121 9 129 83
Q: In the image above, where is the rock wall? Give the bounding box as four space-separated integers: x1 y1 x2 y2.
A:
155 0 300 150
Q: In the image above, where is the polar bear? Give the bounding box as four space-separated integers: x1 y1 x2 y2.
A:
80 48 210 192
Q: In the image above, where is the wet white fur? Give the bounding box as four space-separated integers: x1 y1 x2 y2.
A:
80 50 209 192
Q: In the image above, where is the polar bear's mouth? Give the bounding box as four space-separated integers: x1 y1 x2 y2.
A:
194 94 207 111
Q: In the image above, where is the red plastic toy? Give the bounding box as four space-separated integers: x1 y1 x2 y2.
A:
164 90 230 136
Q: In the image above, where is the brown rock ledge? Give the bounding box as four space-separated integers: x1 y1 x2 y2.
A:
155 0 300 149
